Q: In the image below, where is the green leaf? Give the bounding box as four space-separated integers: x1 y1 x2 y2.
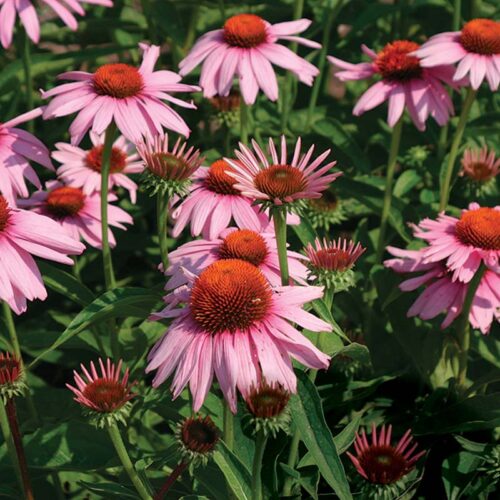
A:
29 287 162 368
332 412 364 454
442 451 483 500
213 441 253 500
336 176 411 242
79 482 137 499
313 118 371 173
21 422 116 471
393 170 422 197
332 344 371 369
312 299 350 343
38 261 95 307
291 216 317 246
289 371 352 500
0 45 135 93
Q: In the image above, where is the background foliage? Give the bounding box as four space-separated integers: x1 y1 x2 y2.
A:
0 0 499 498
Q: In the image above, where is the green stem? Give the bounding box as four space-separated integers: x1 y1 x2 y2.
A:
240 99 249 144
280 0 305 132
21 30 34 133
107 423 152 500
100 122 117 290
223 401 234 450
305 0 344 131
455 263 486 389
439 88 476 212
182 6 200 54
453 0 462 30
218 0 226 20
437 124 449 162
156 192 169 271
2 302 20 359
273 209 290 285
251 431 268 500
282 431 301 497
375 117 404 264
0 403 23 495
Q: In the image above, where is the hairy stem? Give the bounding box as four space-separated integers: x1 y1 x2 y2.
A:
100 122 118 290
439 88 476 212
280 0 305 132
251 431 268 500
375 117 403 264
107 423 152 500
456 263 486 389
305 0 344 131
273 209 290 285
21 31 34 133
157 192 169 272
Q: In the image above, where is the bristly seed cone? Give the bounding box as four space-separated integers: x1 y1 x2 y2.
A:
176 415 219 466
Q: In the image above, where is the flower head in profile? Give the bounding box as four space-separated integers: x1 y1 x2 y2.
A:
306 237 365 291
304 190 347 230
0 108 54 205
0 195 84 314
147 259 331 413
176 415 220 466
347 424 425 492
42 44 200 145
179 15 320 104
415 19 500 91
171 159 272 240
384 246 500 334
460 145 499 186
328 41 458 130
137 134 203 198
20 180 132 249
67 358 136 427
245 381 290 437
0 0 113 48
0 352 26 402
166 228 308 288
53 132 143 203
413 203 500 283
226 136 341 212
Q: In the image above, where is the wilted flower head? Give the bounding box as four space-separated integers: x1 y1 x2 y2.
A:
179 15 320 104
226 136 341 212
306 237 365 291
460 145 499 184
0 353 25 402
347 424 425 496
137 134 203 197
176 415 220 466
415 19 500 91
245 381 290 437
67 359 136 427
